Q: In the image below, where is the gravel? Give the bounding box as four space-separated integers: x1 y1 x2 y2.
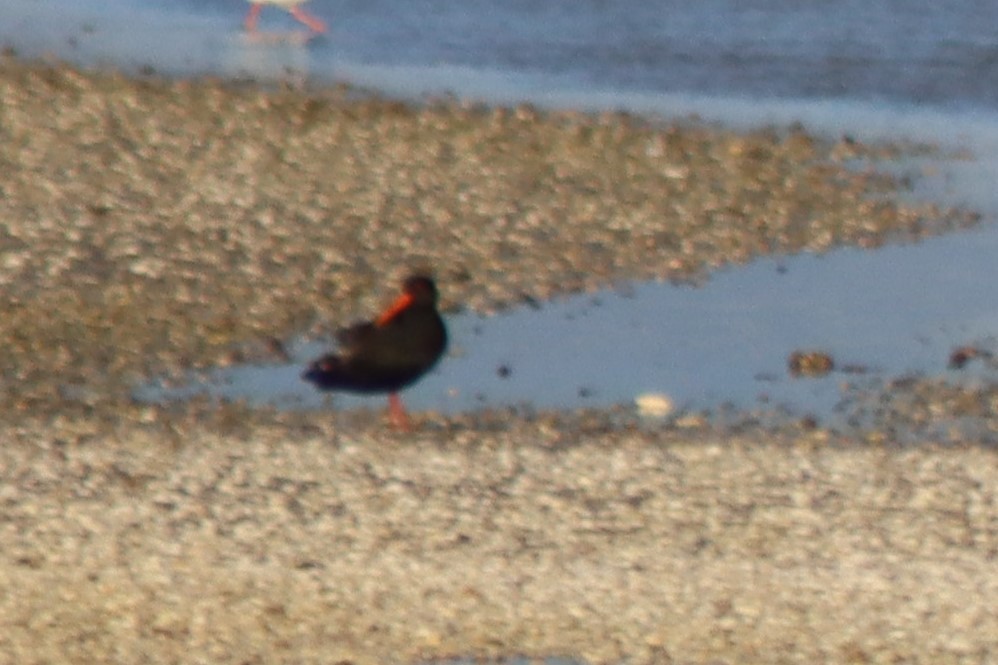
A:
0 54 994 664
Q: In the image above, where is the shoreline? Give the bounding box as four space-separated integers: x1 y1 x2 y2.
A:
0 56 995 663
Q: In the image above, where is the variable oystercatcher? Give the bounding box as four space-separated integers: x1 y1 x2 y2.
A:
244 0 328 34
303 275 448 429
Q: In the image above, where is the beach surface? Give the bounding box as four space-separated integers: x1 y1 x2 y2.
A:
0 55 995 663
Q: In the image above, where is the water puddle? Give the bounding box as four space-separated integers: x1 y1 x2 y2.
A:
137 223 998 427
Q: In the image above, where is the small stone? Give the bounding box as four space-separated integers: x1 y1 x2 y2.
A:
635 392 674 418
788 350 835 378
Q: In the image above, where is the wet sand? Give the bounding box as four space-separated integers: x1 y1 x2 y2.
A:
0 55 995 663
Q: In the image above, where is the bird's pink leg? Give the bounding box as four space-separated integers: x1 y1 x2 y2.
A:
388 393 412 431
244 4 262 31
289 6 328 33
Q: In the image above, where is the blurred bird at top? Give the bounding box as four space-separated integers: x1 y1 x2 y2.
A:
244 0 328 35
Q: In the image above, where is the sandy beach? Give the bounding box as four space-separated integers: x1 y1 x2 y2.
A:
0 54 995 663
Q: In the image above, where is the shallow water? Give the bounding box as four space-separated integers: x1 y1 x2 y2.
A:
6 0 998 110
138 221 998 425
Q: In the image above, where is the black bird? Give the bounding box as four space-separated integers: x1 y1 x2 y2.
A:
303 275 447 429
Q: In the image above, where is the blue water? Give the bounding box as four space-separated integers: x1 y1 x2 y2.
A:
5 0 998 111
5 1 998 162
138 224 998 427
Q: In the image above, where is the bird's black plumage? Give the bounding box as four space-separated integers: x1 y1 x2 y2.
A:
302 275 447 395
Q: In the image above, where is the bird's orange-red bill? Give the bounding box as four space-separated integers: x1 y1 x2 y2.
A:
376 292 414 326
